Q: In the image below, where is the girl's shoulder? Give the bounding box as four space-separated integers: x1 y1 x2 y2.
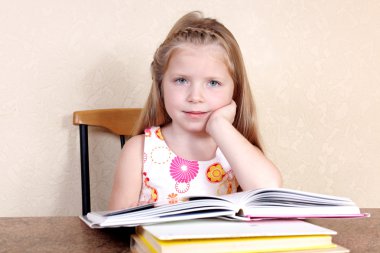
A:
127 134 145 144
120 134 145 158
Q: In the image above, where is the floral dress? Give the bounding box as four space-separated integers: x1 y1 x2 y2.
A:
138 126 239 205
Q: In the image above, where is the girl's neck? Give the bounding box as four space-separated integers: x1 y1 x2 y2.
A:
161 124 217 161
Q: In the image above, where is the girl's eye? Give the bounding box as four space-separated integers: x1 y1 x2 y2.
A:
175 78 188 85
208 80 221 87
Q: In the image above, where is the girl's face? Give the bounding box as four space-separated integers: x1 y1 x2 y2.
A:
162 43 234 133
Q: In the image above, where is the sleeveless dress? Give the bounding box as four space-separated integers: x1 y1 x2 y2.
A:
138 126 239 205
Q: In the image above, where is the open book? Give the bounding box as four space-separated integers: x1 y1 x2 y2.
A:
81 187 367 228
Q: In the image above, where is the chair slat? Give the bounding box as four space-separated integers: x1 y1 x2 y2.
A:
73 108 141 136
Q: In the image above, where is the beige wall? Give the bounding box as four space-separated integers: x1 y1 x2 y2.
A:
1 0 379 216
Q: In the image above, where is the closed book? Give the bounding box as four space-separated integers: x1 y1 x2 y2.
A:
138 219 337 240
130 234 342 253
130 219 339 253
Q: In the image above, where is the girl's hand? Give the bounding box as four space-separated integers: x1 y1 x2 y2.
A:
205 100 282 190
206 100 236 134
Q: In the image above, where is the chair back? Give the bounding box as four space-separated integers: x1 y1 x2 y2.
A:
73 108 142 215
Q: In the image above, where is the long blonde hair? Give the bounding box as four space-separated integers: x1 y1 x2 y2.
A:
135 11 263 151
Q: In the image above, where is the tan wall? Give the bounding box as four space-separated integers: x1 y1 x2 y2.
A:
1 0 379 216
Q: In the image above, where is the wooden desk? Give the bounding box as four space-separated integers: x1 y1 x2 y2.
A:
0 216 133 252
0 208 378 253
308 208 379 252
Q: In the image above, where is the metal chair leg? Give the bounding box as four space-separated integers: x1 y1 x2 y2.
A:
79 124 91 215
120 135 126 148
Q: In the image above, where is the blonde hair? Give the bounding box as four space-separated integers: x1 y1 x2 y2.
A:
135 11 263 151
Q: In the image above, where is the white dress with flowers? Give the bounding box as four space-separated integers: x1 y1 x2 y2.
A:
138 126 239 205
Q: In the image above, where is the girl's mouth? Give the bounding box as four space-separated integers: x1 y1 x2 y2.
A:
184 111 208 118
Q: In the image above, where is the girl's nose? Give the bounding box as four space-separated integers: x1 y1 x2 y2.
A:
187 84 204 103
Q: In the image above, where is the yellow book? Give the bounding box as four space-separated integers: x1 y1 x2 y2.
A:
131 219 339 253
277 246 349 252
130 234 346 253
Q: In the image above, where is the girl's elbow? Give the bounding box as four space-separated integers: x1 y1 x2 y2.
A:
260 169 283 189
269 168 283 187
273 173 283 187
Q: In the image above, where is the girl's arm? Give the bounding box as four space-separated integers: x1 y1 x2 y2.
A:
206 101 282 191
108 134 144 210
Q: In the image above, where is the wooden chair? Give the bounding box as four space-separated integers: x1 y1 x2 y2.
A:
73 108 142 215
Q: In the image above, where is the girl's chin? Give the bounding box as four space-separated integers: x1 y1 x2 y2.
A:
174 122 208 134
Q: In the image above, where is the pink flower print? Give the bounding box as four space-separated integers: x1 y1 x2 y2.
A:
145 128 152 137
175 182 190 193
143 152 147 163
170 156 199 183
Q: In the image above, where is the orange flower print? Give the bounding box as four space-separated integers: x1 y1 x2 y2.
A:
206 163 226 183
155 128 164 140
227 181 233 194
151 188 158 202
217 171 238 195
167 193 178 204
142 172 158 202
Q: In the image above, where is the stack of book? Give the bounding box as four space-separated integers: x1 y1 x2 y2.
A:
81 187 368 252
130 219 349 253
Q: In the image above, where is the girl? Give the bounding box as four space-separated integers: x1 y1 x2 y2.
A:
109 11 282 210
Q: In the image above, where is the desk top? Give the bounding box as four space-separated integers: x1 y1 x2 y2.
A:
0 208 378 253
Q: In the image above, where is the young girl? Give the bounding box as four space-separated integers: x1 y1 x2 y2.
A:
109 11 282 210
